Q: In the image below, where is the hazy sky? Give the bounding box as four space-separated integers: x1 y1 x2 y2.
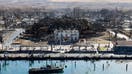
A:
0 0 132 9
50 0 132 2
1 0 132 3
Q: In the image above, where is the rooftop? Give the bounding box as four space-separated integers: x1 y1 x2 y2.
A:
116 41 132 46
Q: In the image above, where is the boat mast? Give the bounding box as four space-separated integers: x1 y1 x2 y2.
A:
60 30 62 49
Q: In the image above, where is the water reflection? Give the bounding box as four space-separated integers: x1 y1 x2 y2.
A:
29 61 34 67
2 60 9 71
0 61 1 72
29 70 64 74
126 64 128 71
102 64 104 71
0 60 132 74
93 63 96 71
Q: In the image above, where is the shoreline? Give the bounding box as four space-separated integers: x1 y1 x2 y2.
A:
0 53 132 60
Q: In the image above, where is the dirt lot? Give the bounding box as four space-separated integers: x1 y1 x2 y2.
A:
13 39 48 46
13 31 111 46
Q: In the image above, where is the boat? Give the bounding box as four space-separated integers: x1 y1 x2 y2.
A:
29 65 64 74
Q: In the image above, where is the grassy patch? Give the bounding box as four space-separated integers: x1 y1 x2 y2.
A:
99 47 107 51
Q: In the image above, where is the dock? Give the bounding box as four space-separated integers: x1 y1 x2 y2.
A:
0 53 132 60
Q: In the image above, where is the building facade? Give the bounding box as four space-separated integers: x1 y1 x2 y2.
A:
54 29 79 44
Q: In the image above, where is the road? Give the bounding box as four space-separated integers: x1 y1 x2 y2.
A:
3 28 25 48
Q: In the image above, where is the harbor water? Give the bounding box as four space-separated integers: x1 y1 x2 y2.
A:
0 60 132 74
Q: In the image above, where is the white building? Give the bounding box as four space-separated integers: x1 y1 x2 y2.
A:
54 29 79 44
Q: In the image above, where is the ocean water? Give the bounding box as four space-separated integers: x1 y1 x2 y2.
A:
0 60 132 74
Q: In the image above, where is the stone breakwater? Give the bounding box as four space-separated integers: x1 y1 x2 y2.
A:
0 53 132 60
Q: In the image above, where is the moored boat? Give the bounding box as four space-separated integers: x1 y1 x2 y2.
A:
29 65 64 74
